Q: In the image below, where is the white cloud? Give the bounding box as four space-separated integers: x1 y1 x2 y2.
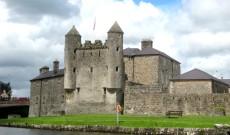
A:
1 0 230 97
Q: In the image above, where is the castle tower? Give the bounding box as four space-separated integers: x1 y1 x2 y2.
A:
106 21 124 93
64 25 81 90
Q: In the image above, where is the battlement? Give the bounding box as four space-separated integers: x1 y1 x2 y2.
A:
76 40 108 50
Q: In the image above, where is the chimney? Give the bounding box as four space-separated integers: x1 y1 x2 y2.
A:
53 60 59 74
141 39 153 50
40 66 49 74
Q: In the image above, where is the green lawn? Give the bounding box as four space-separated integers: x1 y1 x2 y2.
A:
0 114 229 128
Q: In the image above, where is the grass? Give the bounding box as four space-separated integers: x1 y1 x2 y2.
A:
0 114 229 128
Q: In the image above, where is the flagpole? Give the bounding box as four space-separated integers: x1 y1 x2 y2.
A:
93 17 96 41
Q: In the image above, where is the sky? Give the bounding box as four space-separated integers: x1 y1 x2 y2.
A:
0 0 230 97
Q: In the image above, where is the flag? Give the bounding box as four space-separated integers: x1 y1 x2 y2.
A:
93 18 96 30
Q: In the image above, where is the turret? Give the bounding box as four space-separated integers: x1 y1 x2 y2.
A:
106 21 124 90
64 25 81 90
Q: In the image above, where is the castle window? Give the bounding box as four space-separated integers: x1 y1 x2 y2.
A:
43 96 45 104
73 68 76 73
61 95 64 103
116 66 119 72
99 51 100 57
103 87 106 95
106 66 108 70
116 47 119 51
57 78 61 84
74 49 77 54
90 67 93 73
90 52 93 56
36 97 39 104
83 51 85 58
77 87 80 93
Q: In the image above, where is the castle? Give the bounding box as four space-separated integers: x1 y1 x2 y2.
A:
29 22 230 117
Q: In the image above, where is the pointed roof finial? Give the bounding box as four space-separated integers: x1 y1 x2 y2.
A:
66 25 81 36
108 21 123 34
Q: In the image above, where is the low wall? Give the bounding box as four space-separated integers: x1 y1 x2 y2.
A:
0 123 230 135
125 85 230 115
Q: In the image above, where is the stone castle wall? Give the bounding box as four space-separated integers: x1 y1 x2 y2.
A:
125 84 230 115
29 76 65 117
170 80 212 94
170 80 229 94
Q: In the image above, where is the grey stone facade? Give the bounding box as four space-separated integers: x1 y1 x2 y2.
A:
169 69 229 94
29 62 65 117
123 40 180 93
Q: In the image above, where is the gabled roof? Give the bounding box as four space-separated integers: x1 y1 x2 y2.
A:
108 21 124 34
123 47 180 63
30 69 64 81
171 68 228 85
66 25 81 36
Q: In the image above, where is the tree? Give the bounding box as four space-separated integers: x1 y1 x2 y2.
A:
0 82 12 101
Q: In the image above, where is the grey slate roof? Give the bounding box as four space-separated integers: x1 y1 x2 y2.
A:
123 47 180 63
123 48 140 56
108 21 124 33
221 79 230 86
66 25 81 36
30 69 64 81
171 68 228 85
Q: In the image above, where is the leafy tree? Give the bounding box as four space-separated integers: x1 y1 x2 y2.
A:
0 82 12 101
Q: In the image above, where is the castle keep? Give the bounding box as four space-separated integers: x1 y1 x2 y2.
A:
29 22 230 117
64 22 124 114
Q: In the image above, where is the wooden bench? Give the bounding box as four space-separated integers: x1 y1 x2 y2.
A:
165 111 183 117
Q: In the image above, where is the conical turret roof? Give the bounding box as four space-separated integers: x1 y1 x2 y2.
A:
108 21 123 33
66 25 81 36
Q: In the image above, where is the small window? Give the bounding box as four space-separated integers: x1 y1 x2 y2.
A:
116 47 119 51
43 96 45 104
58 78 61 84
77 87 80 93
90 67 93 73
116 66 119 72
61 95 65 103
83 51 85 58
99 51 100 57
36 97 39 104
103 87 106 95
74 49 77 54
73 68 76 73
90 52 93 56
